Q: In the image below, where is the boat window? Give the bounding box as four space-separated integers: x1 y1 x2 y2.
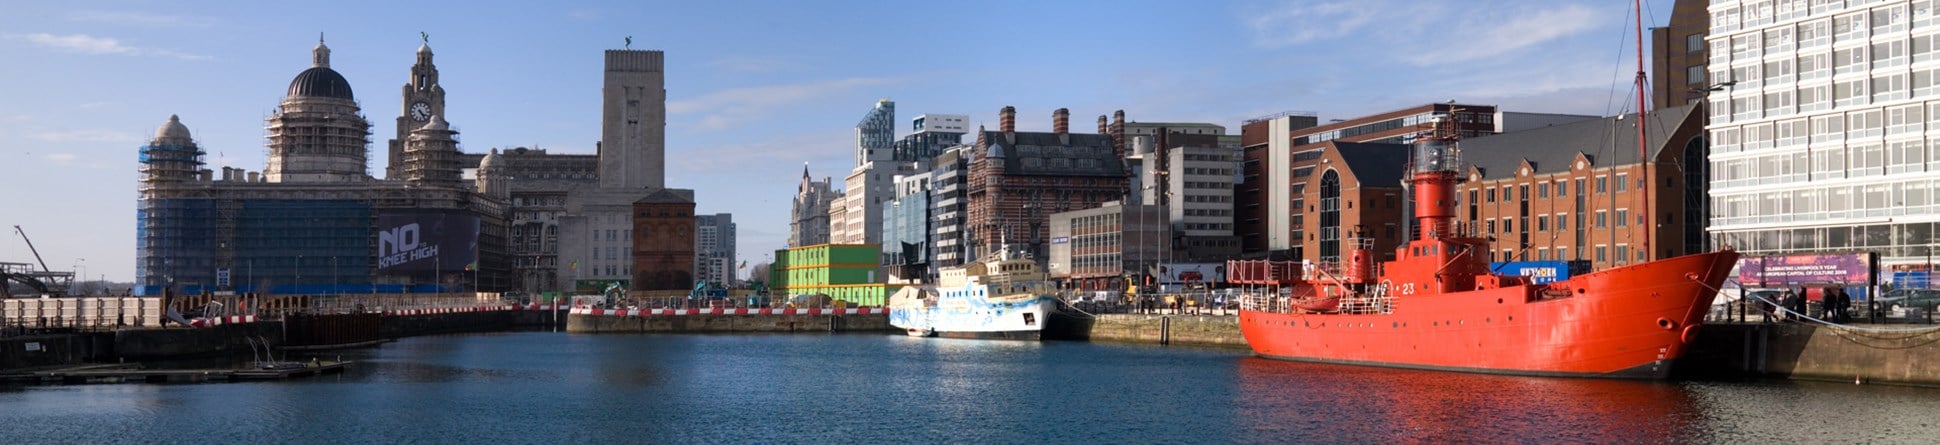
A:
1023 313 1036 326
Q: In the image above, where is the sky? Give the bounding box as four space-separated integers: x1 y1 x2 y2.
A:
0 0 1686 282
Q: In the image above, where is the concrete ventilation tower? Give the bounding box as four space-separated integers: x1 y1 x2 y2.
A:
600 49 666 189
265 36 373 183
138 115 205 194
402 114 463 187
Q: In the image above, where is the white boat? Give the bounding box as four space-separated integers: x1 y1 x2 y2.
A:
889 253 1090 341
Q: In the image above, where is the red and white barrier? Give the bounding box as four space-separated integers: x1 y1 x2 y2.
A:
568 307 889 316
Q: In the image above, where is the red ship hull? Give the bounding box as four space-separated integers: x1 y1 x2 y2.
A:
1239 251 1739 378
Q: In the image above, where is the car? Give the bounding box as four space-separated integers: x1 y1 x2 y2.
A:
1877 289 1940 312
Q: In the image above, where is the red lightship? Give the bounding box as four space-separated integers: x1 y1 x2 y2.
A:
1229 115 1737 378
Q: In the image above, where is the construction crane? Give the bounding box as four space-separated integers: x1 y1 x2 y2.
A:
3 225 63 297
14 225 51 273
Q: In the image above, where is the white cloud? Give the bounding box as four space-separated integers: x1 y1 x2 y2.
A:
1247 1 1390 48
1247 1 1608 65
1400 5 1603 65
668 77 899 131
11 33 212 61
67 11 214 28
35 129 142 143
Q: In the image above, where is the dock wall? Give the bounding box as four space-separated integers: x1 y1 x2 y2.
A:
1678 322 1940 386
1086 314 1247 348
113 322 285 360
566 311 892 333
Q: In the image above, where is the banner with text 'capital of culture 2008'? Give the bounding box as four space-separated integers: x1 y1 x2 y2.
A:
1736 252 1876 288
376 211 479 273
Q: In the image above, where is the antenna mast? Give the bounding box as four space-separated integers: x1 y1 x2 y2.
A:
1634 0 1651 262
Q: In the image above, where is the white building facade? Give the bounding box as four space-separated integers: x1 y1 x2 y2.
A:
1704 0 1940 268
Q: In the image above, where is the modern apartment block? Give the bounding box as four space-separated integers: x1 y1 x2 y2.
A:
695 213 736 287
1704 0 1940 270
881 171 932 284
1126 132 1244 262
1652 0 1715 109
1046 201 1167 291
833 102 965 246
929 146 973 270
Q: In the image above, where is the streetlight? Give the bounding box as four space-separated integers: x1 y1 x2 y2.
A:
73 258 85 295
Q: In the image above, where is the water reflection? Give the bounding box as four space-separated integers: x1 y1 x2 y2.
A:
1233 357 1700 443
4 333 1940 443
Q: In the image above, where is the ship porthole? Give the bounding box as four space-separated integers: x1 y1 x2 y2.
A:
1497 298 1503 304
1657 317 1676 330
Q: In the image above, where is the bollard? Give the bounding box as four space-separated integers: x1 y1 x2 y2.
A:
1160 316 1171 345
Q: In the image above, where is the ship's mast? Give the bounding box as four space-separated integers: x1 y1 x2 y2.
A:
1410 116 1461 241
1634 0 1651 261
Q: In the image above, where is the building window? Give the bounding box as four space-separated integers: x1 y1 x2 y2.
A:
1616 209 1629 227
1615 173 1628 192
1596 210 1608 228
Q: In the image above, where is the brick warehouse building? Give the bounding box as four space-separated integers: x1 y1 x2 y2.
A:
630 189 696 293
966 106 1128 263
1455 105 1707 270
1239 104 1501 259
1240 103 1601 261
1289 142 1413 268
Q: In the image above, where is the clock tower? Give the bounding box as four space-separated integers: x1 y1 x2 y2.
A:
386 40 446 180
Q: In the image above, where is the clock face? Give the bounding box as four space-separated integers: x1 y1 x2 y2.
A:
410 101 432 122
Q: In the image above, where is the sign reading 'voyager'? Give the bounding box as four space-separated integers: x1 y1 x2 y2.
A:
377 211 479 273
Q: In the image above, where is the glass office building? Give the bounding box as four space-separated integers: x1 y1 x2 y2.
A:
1705 0 1940 273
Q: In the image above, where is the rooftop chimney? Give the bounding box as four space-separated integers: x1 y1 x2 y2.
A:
1053 108 1069 134
1000 106 1016 134
1098 115 1108 135
1110 110 1127 160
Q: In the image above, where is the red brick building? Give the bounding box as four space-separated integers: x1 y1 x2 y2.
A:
1240 104 1497 259
1289 142 1413 268
966 106 1127 263
631 189 696 292
1455 105 1706 270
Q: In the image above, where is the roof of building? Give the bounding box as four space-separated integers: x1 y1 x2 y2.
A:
979 131 1120 177
1330 142 1412 187
635 188 694 204
155 114 191 141
1459 105 1696 179
287 66 355 100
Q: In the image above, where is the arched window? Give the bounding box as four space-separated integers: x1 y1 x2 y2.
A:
1319 170 1342 265
1681 136 1709 254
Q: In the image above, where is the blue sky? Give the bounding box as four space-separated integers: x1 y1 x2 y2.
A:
0 0 1682 281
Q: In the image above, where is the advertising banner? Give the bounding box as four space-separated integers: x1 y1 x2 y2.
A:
1490 261 1590 285
376 211 479 273
1737 252 1875 287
